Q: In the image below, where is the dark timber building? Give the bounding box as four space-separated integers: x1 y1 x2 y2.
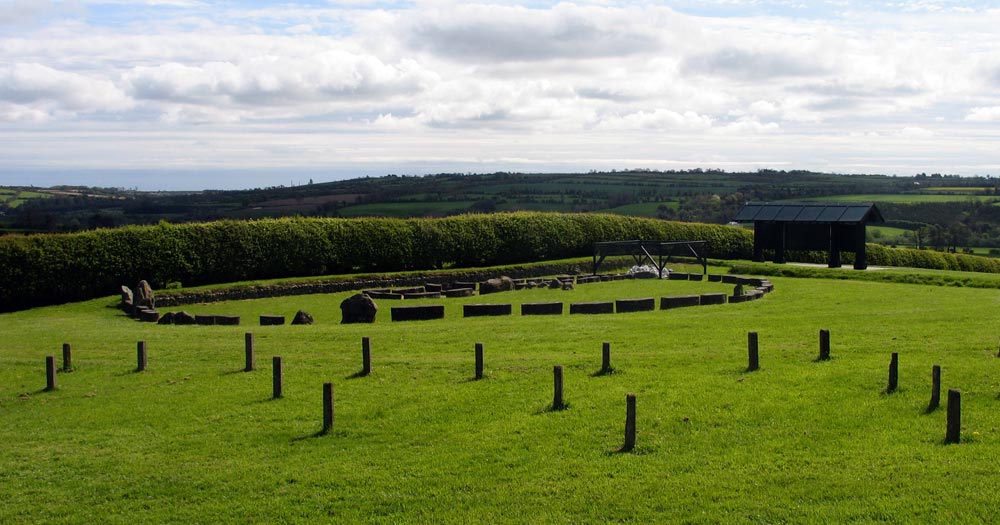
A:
734 202 885 270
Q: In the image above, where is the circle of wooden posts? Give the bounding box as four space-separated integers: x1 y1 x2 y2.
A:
272 356 284 399
946 389 961 444
244 333 255 372
321 382 335 434
621 393 637 453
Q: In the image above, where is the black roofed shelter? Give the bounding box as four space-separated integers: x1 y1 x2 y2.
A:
733 202 885 270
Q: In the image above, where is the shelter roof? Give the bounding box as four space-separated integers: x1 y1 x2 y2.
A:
733 202 884 224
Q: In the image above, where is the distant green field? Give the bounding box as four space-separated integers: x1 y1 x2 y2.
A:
338 201 476 217
921 187 994 195
601 201 677 217
797 194 1000 204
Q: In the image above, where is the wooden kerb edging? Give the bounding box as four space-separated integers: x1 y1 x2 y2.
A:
615 298 655 313
569 302 614 315
391 305 445 321
521 302 563 315
463 304 512 317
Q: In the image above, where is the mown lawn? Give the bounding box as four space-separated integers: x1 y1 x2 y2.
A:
2 272 999 523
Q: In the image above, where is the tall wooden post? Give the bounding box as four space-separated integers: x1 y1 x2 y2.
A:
244 333 255 372
45 355 57 391
887 352 898 393
62 343 72 372
321 382 334 434
361 337 372 377
601 342 612 374
621 393 637 452
818 329 830 361
474 342 484 380
136 341 147 372
928 365 941 411
552 365 564 410
747 332 759 371
946 389 961 444
272 356 283 399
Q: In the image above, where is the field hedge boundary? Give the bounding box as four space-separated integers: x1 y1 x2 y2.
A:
0 213 752 312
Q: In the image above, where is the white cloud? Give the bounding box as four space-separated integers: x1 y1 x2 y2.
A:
900 126 935 138
0 63 132 119
965 106 1000 122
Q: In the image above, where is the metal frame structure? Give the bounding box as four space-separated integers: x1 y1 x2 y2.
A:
592 240 708 277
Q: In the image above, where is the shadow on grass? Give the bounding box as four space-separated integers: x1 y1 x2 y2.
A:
292 428 346 442
535 403 570 415
220 368 252 376
345 370 370 380
603 445 655 456
590 368 616 378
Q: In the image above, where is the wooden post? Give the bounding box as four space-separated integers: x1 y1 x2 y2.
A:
361 337 371 377
946 389 961 444
818 329 831 361
928 365 941 411
887 352 899 393
321 382 334 434
45 355 57 391
747 332 759 371
244 333 255 372
601 342 612 374
474 342 484 380
62 343 72 372
136 341 147 372
272 356 283 399
552 365 564 410
621 393 637 452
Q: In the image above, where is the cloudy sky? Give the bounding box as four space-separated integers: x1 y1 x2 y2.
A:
2 0 999 190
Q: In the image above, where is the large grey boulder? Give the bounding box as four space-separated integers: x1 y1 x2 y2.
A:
341 293 378 324
479 276 515 295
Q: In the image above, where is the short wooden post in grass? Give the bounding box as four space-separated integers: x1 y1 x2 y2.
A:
928 365 941 411
600 342 612 374
62 343 72 372
946 389 961 444
244 333 255 372
45 355 57 391
136 341 147 372
474 342 484 380
361 337 372 377
272 356 283 399
886 352 899 393
747 332 759 372
818 329 831 361
321 382 334 434
621 393 637 453
552 365 565 410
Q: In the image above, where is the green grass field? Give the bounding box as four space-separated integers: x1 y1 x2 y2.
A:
3 268 1000 523
337 201 477 217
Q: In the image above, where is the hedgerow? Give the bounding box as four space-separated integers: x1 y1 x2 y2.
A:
0 213 752 312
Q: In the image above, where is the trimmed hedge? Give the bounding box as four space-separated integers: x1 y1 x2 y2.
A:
0 213 752 312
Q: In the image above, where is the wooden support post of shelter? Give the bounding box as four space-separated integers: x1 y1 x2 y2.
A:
592 240 708 277
734 202 885 270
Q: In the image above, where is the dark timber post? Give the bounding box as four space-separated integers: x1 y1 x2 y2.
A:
361 337 371 377
887 352 899 393
272 356 283 399
552 365 564 410
946 389 961 444
136 341 147 372
244 332 255 372
747 332 759 371
818 329 831 361
621 393 637 453
928 365 941 411
321 382 334 434
601 342 612 374
62 343 72 372
45 355 57 391
474 342 484 380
